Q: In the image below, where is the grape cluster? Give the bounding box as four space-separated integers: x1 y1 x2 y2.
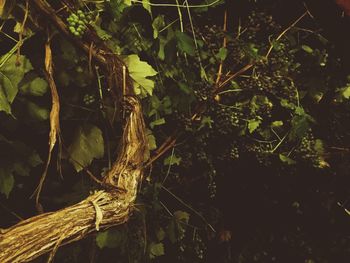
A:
121 25 151 53
226 39 249 68
200 24 225 54
195 132 211 147
208 180 217 199
246 143 273 166
268 42 296 75
217 142 239 162
179 151 193 169
239 72 297 104
297 132 325 168
229 144 239 160
67 10 91 37
194 234 206 259
244 11 281 43
212 105 241 135
196 150 207 162
83 94 95 105
193 82 213 102
171 111 193 131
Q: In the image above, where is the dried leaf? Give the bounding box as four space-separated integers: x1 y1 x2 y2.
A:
32 40 60 213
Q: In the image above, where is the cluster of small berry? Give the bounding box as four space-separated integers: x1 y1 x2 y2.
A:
67 10 91 37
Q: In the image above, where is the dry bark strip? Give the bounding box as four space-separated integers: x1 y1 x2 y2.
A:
0 191 130 263
32 38 61 213
0 0 148 262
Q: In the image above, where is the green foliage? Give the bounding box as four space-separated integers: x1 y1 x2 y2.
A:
0 54 33 114
342 85 350 99
96 228 127 249
175 31 196 56
247 118 262 134
67 10 91 37
279 154 296 165
301 45 313 54
0 0 16 19
20 77 48 96
123 54 157 97
0 134 42 197
164 154 181 166
68 125 104 172
149 242 165 259
0 168 14 198
1 1 350 262
152 15 165 39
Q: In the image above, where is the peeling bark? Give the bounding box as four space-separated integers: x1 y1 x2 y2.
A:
0 191 129 263
0 0 148 262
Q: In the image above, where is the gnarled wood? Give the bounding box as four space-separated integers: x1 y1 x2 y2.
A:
0 95 147 262
0 191 129 263
0 0 148 262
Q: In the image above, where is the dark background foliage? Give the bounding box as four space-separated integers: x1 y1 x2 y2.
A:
0 0 350 262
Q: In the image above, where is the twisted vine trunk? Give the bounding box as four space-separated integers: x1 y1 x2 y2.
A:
0 191 130 263
0 0 148 262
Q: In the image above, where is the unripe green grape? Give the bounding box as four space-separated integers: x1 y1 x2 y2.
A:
67 10 89 37
71 13 78 20
83 94 96 105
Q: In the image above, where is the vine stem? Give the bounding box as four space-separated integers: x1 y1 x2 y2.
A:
130 0 221 8
216 10 309 93
161 186 216 233
215 10 228 85
265 11 308 59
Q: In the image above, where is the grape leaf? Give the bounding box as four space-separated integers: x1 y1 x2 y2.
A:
13 162 31 177
342 85 350 99
0 135 43 186
27 101 49 121
152 15 165 39
174 210 190 224
124 0 131 5
248 119 262 133
91 23 112 40
146 129 157 150
0 84 11 114
142 0 152 14
68 125 104 172
124 54 157 97
199 116 213 130
96 229 127 249
20 77 48 96
164 154 181 166
289 112 315 139
0 54 33 114
149 242 165 259
271 121 283 127
175 31 195 56
216 47 228 61
301 45 313 54
279 154 296 165
156 227 166 241
150 118 165 128
0 167 14 198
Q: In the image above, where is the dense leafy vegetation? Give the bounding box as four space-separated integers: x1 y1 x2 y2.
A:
0 0 350 262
